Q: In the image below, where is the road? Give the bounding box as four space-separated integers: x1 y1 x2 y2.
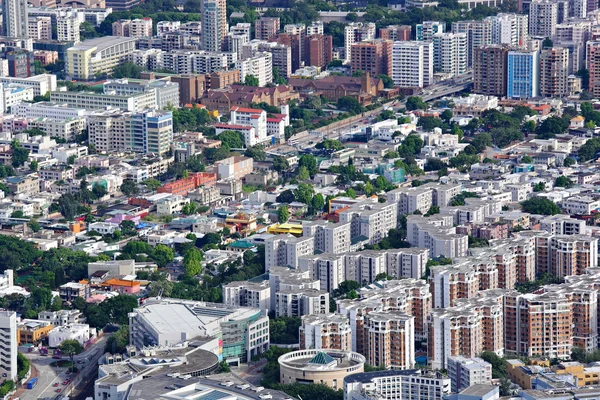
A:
285 74 474 149
18 334 109 400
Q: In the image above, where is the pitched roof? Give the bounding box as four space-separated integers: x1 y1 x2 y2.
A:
309 352 335 365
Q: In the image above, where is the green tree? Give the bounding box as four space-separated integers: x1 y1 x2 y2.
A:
294 183 315 205
28 219 40 232
219 130 245 149
10 210 24 218
183 247 203 277
521 155 533 163
297 166 310 181
337 96 364 114
152 244 174 268
105 325 129 354
272 156 290 172
119 220 137 236
563 157 576 167
100 294 138 325
311 194 325 214
244 74 259 86
520 197 562 215
533 182 546 192
244 145 266 161
405 96 428 111
120 180 139 197
11 140 29 168
277 205 290 223
29 160 38 171
376 74 394 89
112 62 143 79
141 178 161 191
182 202 198 215
555 176 574 188
59 339 84 372
298 154 318 176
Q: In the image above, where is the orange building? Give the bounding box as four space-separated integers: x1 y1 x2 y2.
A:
157 172 216 196
350 39 393 77
363 312 414 369
103 278 141 294
300 314 353 351
18 321 54 344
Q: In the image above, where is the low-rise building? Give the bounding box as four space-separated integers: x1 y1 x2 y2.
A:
48 324 91 347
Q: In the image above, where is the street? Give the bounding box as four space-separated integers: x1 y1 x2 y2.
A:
17 334 109 400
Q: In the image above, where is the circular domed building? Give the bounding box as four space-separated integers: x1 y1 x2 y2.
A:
278 349 365 389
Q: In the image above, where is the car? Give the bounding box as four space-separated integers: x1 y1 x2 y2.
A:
77 360 84 364
55 389 61 393
62 381 68 385
66 371 71 375
52 355 61 359
2 373 6 377
53 383 59 387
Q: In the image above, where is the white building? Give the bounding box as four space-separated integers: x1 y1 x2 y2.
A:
275 289 329 317
2 0 28 39
0 84 34 113
303 221 351 255
487 13 528 46
344 370 451 400
128 298 269 362
562 195 600 215
300 314 352 350
223 280 270 310
0 74 56 96
156 196 190 215
88 222 120 235
447 356 493 393
416 21 445 41
529 0 558 38
338 200 398 246
0 311 17 380
0 270 29 297
236 52 273 86
433 32 467 77
265 234 315 270
57 15 80 43
48 324 91 347
344 22 376 62
392 41 433 88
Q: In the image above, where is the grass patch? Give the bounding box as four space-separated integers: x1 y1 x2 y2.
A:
50 360 73 368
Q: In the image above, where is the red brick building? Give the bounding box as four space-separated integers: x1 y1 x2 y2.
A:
304 34 333 69
157 172 217 196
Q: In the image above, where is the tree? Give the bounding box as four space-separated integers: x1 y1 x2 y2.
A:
106 325 129 354
10 210 24 218
119 220 137 236
219 130 245 149
555 176 574 188
564 157 576 167
152 244 174 268
92 184 108 199
298 154 318 177
297 166 310 181
337 96 364 115
311 194 325 214
112 62 143 79
28 219 40 232
183 248 203 277
536 116 569 139
181 202 198 215
441 109 453 122
521 155 533 163
417 116 443 131
424 158 447 171
11 140 29 168
29 160 38 171
272 156 290 172
294 183 315 205
59 339 83 372
244 145 266 161
100 294 138 325
120 180 139 197
276 190 295 204
244 74 260 87
533 182 546 192
141 178 161 191
520 197 562 215
376 74 394 89
79 21 100 40
277 205 290 223
405 96 428 111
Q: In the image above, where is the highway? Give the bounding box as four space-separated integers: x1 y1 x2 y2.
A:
283 74 473 150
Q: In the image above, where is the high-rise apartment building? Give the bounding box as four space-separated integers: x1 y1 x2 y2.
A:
304 34 333 69
57 16 81 43
447 356 493 393
507 49 539 99
571 0 587 18
364 312 415 370
433 32 467 77
202 1 225 52
504 291 572 359
350 39 392 77
300 314 353 351
0 311 17 380
265 234 314 270
416 21 446 41
28 17 52 40
236 51 273 86
223 280 270 310
391 41 433 88
254 17 280 41
429 264 479 309
344 22 376 62
2 0 28 39
452 20 492 67
473 45 509 97
379 25 411 41
587 41 600 97
112 18 153 38
487 13 528 46
539 47 569 97
303 221 351 255
529 0 558 37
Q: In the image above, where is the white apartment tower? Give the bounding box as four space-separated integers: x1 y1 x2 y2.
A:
452 20 492 67
0 311 17 380
57 16 81 43
529 0 558 38
2 0 28 38
433 32 467 77
344 22 376 62
202 0 225 52
488 13 528 46
236 52 273 86
392 41 433 88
